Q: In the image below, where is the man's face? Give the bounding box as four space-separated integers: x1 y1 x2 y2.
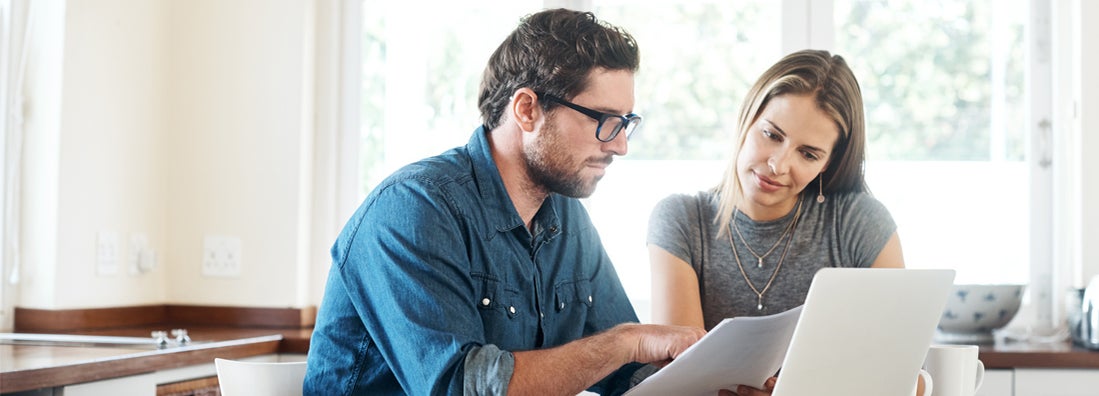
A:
524 69 635 198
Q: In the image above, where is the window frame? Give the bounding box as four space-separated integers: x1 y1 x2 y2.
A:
1 0 15 331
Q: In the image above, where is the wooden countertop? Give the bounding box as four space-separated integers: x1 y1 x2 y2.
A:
1 333 277 393
980 340 1099 369
0 326 315 393
1 305 316 394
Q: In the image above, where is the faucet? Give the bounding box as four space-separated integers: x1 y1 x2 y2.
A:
151 331 170 349
150 329 190 348
171 329 191 346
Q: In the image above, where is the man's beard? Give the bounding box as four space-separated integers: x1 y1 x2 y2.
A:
524 120 610 198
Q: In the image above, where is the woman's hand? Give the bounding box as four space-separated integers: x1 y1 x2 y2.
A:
718 376 777 395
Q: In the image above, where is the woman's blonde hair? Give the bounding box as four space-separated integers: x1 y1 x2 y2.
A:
714 49 868 235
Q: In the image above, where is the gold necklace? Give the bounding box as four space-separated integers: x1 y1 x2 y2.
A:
729 198 803 311
733 205 799 268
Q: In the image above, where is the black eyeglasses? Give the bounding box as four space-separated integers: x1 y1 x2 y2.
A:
536 92 643 142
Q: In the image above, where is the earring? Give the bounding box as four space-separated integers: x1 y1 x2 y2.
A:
816 173 826 203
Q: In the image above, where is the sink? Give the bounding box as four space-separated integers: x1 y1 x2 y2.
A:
0 332 195 349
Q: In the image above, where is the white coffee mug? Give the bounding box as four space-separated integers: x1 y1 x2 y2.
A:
913 368 934 396
923 344 985 396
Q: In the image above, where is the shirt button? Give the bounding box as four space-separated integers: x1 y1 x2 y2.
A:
540 312 544 318
588 295 593 303
481 298 491 306
508 306 516 314
559 302 565 309
550 226 558 233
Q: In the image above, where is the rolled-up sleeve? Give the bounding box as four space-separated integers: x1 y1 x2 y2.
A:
463 344 515 395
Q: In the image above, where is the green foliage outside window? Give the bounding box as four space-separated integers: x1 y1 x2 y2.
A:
837 0 1025 161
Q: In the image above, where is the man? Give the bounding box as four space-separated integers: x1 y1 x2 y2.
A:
304 9 703 395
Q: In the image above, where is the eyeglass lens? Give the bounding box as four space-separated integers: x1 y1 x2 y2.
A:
597 116 641 142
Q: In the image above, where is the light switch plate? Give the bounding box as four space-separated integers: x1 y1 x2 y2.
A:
129 233 154 275
96 231 119 276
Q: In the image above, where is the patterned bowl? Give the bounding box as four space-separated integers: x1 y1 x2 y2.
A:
935 284 1026 343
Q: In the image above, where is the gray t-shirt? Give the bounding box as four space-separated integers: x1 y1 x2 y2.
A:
647 190 896 330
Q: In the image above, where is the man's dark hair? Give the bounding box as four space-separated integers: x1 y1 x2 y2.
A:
478 8 640 130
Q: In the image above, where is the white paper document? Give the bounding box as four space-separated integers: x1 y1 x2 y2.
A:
625 306 803 396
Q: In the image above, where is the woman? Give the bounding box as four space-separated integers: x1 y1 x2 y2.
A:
646 49 906 395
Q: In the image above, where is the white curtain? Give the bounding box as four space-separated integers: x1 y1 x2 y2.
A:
1 0 32 331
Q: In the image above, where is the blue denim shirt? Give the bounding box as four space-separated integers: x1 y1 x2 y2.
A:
304 127 641 395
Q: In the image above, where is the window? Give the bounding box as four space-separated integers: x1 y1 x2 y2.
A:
358 1 539 194
355 1 1048 324
835 0 1031 285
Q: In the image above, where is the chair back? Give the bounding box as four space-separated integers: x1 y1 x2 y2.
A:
215 358 307 396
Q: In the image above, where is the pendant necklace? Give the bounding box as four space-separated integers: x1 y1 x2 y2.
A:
733 204 799 268
729 198 803 311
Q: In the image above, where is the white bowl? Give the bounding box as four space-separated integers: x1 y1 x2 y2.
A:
936 284 1026 343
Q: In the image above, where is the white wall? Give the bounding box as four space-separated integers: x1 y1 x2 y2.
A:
16 0 322 310
161 0 315 307
54 0 169 308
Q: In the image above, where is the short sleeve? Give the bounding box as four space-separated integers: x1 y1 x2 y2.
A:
837 193 897 267
647 193 702 267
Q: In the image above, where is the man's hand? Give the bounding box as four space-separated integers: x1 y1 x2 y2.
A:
613 323 706 366
509 322 704 395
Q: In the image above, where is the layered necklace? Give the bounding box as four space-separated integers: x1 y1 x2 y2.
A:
728 197 804 311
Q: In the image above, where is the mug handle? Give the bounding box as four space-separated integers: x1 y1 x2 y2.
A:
917 368 934 396
973 359 986 392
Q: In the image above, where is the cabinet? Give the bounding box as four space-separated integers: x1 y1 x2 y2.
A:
976 369 1013 396
62 362 217 396
10 354 306 396
156 376 220 396
1014 368 1099 396
964 368 1099 396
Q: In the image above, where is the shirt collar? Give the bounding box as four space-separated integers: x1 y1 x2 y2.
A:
467 126 565 241
467 126 528 234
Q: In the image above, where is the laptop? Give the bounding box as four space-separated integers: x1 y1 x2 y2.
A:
770 268 955 395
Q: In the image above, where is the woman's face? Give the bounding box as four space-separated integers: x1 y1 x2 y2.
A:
736 93 840 220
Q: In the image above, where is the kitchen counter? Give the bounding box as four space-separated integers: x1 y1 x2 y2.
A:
1 305 316 394
1 333 274 393
6 331 1098 392
980 340 1099 369
0 326 315 394
4 304 1098 394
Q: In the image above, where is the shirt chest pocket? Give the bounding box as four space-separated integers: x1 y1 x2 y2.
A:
472 273 519 318
554 279 593 312
472 273 529 348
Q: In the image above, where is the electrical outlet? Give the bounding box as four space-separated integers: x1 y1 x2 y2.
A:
96 231 119 276
202 235 241 277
